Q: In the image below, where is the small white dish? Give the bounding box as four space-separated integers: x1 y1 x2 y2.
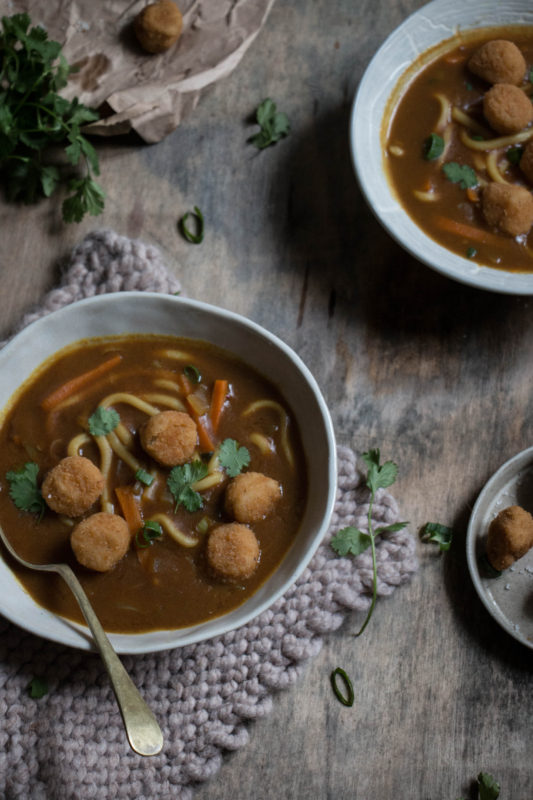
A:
0 293 337 653
350 0 533 294
466 446 533 649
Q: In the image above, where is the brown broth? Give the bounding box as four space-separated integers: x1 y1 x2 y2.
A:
384 27 533 272
0 335 307 633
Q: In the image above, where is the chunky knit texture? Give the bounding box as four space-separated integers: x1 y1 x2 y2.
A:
0 231 418 799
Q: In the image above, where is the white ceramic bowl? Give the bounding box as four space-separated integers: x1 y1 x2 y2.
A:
0 293 337 653
350 0 533 294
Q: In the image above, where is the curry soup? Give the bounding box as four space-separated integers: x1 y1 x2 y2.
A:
385 27 533 272
0 335 307 633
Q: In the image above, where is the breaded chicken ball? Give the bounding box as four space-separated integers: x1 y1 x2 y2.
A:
468 40 527 86
482 182 533 236
134 0 183 53
42 455 105 517
207 523 260 581
486 505 533 571
519 139 533 184
140 410 197 467
483 83 533 135
71 512 130 572
224 471 281 523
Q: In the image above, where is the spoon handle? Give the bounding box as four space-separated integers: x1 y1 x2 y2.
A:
58 563 164 757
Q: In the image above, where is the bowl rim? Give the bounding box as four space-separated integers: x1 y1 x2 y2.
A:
350 0 533 294
0 292 337 653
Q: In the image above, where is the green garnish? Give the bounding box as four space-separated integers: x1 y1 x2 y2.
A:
423 133 444 160
167 460 208 512
135 520 163 548
331 449 407 636
507 145 523 165
465 81 473 91
477 772 500 800
6 463 45 519
196 516 210 535
442 162 478 190
529 67 533 84
218 438 250 478
179 206 204 244
88 407 120 437
0 13 105 223
330 667 355 707
479 553 502 578
27 676 48 699
249 98 290 150
184 364 201 384
466 246 477 259
135 468 154 487
420 521 453 552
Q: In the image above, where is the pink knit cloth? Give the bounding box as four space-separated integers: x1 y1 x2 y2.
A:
0 231 418 799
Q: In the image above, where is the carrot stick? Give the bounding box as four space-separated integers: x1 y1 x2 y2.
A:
210 380 229 432
41 354 122 411
435 216 503 247
115 486 143 534
185 396 216 451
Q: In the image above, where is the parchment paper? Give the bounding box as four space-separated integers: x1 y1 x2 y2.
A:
5 0 276 142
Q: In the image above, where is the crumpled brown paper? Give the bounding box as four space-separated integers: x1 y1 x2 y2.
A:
8 0 276 142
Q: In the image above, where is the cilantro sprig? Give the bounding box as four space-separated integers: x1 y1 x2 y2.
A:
249 98 290 150
6 462 45 519
167 460 208 512
331 449 407 637
0 13 105 223
218 438 250 478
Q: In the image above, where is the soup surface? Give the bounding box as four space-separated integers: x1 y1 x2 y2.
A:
385 26 533 272
0 335 307 633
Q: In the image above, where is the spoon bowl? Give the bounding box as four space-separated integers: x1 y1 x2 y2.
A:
0 523 164 756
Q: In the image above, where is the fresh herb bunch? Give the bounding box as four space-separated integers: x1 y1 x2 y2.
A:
330 449 407 636
0 13 105 222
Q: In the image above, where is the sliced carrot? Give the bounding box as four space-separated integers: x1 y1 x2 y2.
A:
41 354 123 411
210 380 229 432
185 395 216 451
466 187 479 203
435 216 503 247
115 486 143 535
177 372 193 396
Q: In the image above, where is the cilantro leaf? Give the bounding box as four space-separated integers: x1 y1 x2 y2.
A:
218 439 250 477
442 162 478 190
420 521 453 551
249 98 290 149
330 526 372 557
27 676 49 699
88 407 120 437
6 463 45 519
167 461 208 512
62 175 105 223
478 772 500 800
361 449 398 492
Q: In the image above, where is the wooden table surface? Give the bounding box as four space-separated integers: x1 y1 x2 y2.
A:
1 0 532 797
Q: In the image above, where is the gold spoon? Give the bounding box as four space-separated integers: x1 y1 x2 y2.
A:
0 524 164 757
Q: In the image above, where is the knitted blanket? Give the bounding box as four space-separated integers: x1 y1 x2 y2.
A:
0 230 418 800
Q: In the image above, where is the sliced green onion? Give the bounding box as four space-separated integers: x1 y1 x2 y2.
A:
466 247 477 259
184 364 201 384
135 520 163 548
423 133 444 161
330 667 354 707
179 206 204 244
196 516 210 535
507 146 523 165
135 468 154 487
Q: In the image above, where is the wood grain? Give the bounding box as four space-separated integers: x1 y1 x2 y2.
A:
1 0 532 796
